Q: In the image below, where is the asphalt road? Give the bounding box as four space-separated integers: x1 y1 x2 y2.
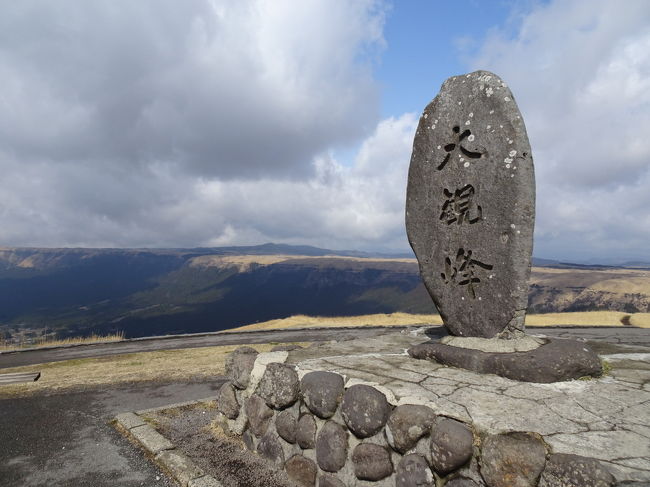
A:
0 379 223 487
0 326 416 369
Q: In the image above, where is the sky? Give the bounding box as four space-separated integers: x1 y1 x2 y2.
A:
0 0 649 263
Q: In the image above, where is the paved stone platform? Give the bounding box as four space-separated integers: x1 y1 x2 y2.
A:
284 329 650 484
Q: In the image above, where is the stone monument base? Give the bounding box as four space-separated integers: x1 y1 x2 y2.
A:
215 327 650 486
408 335 602 383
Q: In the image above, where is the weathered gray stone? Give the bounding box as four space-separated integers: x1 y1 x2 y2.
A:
430 418 474 474
130 424 174 455
256 362 299 409
257 431 284 467
441 335 544 352
296 414 317 449
217 381 239 420
318 474 346 487
386 404 437 454
352 443 393 481
480 432 547 487
225 346 258 389
245 394 273 437
300 371 344 419
285 455 317 487
275 409 297 444
538 453 615 487
315 421 348 473
396 454 435 487
115 412 146 430
453 455 487 487
341 384 391 438
243 430 255 451
409 338 602 383
446 477 481 487
406 70 534 338
155 449 204 487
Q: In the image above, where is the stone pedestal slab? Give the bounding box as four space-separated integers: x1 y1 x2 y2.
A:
408 337 602 383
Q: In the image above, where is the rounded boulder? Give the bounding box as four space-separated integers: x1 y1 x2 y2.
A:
352 443 393 481
430 418 474 474
245 394 273 437
341 384 391 438
217 381 240 420
225 346 258 389
386 404 437 453
318 474 346 487
296 414 317 449
315 421 348 472
396 453 435 487
256 363 300 409
285 455 317 487
275 409 298 444
257 431 284 467
300 371 345 419
480 432 547 487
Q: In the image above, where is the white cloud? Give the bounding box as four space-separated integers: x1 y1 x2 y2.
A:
0 113 417 251
471 0 650 261
3 0 648 262
0 0 416 251
0 0 385 179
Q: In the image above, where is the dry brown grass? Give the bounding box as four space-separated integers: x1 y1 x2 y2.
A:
529 267 650 294
189 254 416 271
189 254 299 270
0 342 307 397
525 311 650 327
0 332 125 352
233 312 443 331
233 311 650 331
630 313 650 328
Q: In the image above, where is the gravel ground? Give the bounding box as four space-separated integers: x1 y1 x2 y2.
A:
148 402 295 487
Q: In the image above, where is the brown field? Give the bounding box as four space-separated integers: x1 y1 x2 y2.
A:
233 311 650 331
189 254 417 271
529 266 650 292
234 313 442 330
0 342 307 397
0 332 125 352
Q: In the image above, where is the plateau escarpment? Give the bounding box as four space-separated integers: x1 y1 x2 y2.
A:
0 245 648 342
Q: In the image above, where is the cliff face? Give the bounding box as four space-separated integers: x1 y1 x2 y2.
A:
528 267 650 313
0 247 648 339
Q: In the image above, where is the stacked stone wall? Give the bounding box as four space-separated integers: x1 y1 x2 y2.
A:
216 347 615 487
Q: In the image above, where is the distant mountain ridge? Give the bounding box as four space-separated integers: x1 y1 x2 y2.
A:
0 244 648 342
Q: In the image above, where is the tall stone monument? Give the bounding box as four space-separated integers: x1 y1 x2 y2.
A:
406 70 534 339
407 71 602 382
